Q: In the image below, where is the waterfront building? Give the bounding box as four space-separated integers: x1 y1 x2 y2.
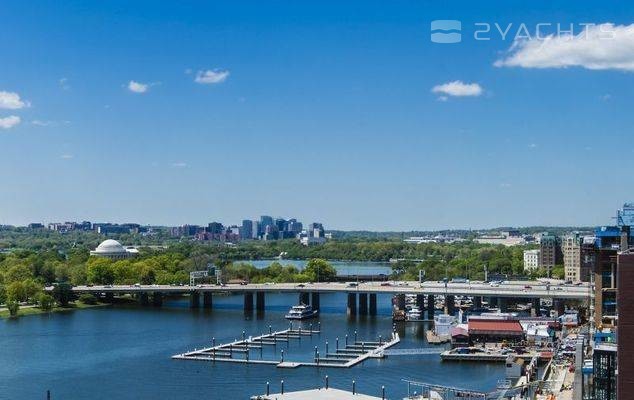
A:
593 343 617 400
467 317 524 343
523 249 541 271
617 250 634 398
562 233 582 282
592 226 631 328
90 239 138 260
27 223 44 229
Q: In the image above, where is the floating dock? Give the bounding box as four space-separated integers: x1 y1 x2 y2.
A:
173 328 400 368
250 388 381 399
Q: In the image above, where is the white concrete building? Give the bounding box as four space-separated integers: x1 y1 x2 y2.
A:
523 249 541 271
90 239 138 260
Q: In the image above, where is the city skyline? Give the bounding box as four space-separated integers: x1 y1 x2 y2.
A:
2 1 634 230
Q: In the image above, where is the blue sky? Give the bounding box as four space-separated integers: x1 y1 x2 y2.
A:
1 1 633 230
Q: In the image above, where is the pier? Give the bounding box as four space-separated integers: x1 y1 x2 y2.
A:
173 327 400 368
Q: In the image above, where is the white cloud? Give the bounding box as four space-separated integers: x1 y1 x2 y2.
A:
495 23 634 71
60 154 74 159
59 78 70 90
499 183 512 188
171 162 187 168
128 80 150 93
195 69 230 84
528 143 538 149
31 120 71 127
431 81 483 98
0 115 21 129
0 91 30 109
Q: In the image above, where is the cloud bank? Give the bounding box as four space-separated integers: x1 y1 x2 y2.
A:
495 23 634 71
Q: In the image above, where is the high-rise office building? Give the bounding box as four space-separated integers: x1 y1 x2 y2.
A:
241 220 253 240
539 232 560 275
562 233 582 282
260 215 274 231
617 202 634 227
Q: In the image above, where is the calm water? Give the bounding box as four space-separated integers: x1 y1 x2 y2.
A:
0 293 504 400
238 259 392 276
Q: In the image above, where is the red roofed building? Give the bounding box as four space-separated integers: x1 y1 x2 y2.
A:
468 318 524 343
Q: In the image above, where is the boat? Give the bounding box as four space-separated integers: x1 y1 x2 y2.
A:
407 306 423 321
285 304 318 320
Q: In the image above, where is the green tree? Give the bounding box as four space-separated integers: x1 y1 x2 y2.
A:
6 300 19 317
6 281 27 302
52 283 75 307
37 293 55 311
86 258 115 285
304 259 337 282
78 293 98 305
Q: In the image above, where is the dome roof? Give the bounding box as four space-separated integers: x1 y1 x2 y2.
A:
94 239 126 254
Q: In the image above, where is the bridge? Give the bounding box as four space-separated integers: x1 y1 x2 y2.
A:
47 280 591 316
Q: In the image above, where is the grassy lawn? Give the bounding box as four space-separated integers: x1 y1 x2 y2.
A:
0 302 110 319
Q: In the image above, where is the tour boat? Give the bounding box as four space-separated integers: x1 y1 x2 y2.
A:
285 304 318 320
406 306 423 321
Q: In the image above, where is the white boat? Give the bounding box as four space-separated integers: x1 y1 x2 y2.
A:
285 304 319 320
407 306 423 321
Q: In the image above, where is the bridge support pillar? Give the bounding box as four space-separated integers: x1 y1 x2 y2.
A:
299 292 310 305
416 294 425 311
244 292 254 312
311 292 320 311
256 292 265 311
427 295 435 318
359 293 368 315
473 296 482 309
497 297 508 313
189 291 200 308
104 292 114 303
203 292 213 309
553 299 565 317
347 293 357 315
369 293 377 315
445 295 456 315
396 294 406 310
139 292 149 306
152 292 163 307
530 298 540 317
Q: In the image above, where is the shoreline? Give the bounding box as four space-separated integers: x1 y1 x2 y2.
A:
0 302 111 319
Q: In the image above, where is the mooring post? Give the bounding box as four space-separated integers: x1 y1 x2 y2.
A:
229 343 233 358
47 390 51 400
242 330 246 341
382 386 386 399
318 321 321 333
325 375 329 389
345 334 348 346
336 337 339 350
352 380 356 395
281 380 284 395
355 330 358 343
314 346 318 359
316 350 320 365
379 335 382 345
266 382 270 396
281 349 284 363
269 325 272 335
325 340 329 355
246 349 249 362
362 341 365 352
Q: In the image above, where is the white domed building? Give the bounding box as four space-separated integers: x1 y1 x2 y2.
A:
90 239 139 260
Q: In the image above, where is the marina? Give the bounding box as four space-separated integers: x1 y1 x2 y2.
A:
173 324 401 368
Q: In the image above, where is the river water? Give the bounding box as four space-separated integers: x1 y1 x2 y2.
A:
0 292 505 400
